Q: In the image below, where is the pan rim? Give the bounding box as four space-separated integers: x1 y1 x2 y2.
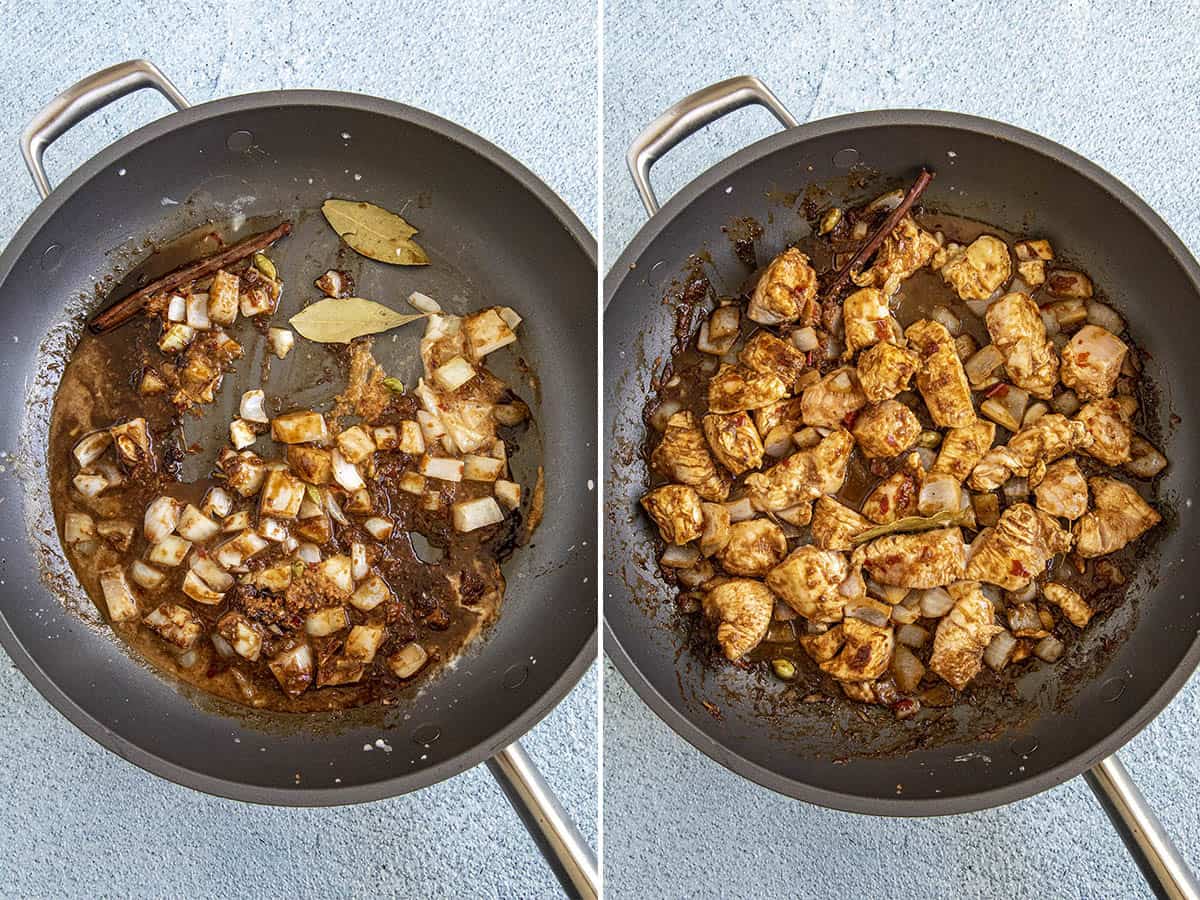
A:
603 106 1200 816
0 87 597 806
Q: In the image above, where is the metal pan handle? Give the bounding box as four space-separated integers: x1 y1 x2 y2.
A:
486 742 599 898
20 59 190 199
626 75 797 217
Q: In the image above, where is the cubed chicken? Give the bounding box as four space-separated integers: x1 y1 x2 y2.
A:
651 410 731 501
800 367 867 429
842 288 898 357
967 414 1092 490
905 319 976 428
765 545 849 622
716 519 787 577
701 579 776 660
1073 477 1161 558
747 247 818 326
851 399 921 458
861 456 922 524
1034 457 1088 520
799 623 845 664
1043 582 1093 628
1075 399 1132 466
641 484 704 544
820 617 894 682
143 602 203 649
702 411 764 476
699 502 732 557
928 581 1002 690
965 503 1072 589
744 428 854 511
935 235 1012 301
861 527 966 588
753 397 806 438
931 421 997 483
738 330 808 387
856 340 920 404
852 216 940 294
985 292 1059 399
708 364 788 413
1061 325 1128 400
810 495 872 551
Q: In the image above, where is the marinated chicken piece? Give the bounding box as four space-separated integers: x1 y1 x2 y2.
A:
852 216 940 295
965 503 1072 589
716 519 788 577
985 292 1059 399
738 330 809 387
765 545 849 622
811 495 873 551
862 454 923 524
905 319 976 428
851 399 921 459
1073 477 1161 558
842 288 899 357
641 484 704 544
800 367 867 429
820 617 895 682
747 247 819 326
968 446 1022 492
799 624 844 663
744 428 854 511
698 502 732 557
931 421 996 483
1043 582 1093 627
928 581 1002 690
856 340 920 404
1034 457 1088 520
861 527 966 588
701 579 776 660
967 414 1092 490
1075 399 1132 466
651 411 731 501
702 411 764 477
935 235 1012 301
708 364 789 413
1061 325 1128 400
753 397 806 438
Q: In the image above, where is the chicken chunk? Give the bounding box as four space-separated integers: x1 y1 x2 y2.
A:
708 364 789 413
1075 399 1132 466
716 519 788 577
985 292 1059 399
967 414 1092 490
702 411 764 476
931 421 996 483
1034 457 1088 520
799 624 844 663
651 411 731 501
936 235 1012 301
701 579 776 660
811 495 873 551
851 399 921 458
1061 325 1128 401
1043 582 1093 627
928 581 1002 690
752 397 806 438
765 545 849 622
820 617 895 682
852 216 940 295
745 428 854 511
856 340 920 404
905 319 976 428
861 527 966 588
1073 477 1161 558
699 502 732 557
738 331 809 388
965 503 1071 589
800 367 867 429
747 247 818 326
861 455 923 524
842 288 899 357
641 484 704 544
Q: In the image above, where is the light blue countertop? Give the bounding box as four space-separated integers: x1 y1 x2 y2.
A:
603 2 1200 897
0 2 596 898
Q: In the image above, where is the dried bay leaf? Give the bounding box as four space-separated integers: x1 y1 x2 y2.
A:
321 199 429 265
289 297 426 343
850 509 973 545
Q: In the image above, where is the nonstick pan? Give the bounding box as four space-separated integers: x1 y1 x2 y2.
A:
0 61 597 897
604 76 1200 897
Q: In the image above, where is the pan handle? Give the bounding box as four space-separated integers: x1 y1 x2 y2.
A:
626 75 797 217
486 742 599 899
1085 754 1200 899
20 59 190 199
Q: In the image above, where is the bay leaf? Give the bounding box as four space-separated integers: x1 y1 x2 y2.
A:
850 509 973 545
321 198 429 266
289 297 426 343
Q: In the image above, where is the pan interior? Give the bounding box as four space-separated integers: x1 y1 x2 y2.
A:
604 115 1200 813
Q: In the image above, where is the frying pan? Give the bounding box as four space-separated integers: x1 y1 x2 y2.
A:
0 61 597 896
604 76 1200 897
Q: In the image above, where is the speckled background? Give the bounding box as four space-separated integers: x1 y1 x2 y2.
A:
603 1 1200 897
0 2 597 897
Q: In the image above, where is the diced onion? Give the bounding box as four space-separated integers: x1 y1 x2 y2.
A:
452 497 505 532
918 587 954 618
297 542 321 564
891 644 925 693
408 291 442 314
917 475 961 517
1040 310 1060 336
1034 635 1066 663
931 306 961 336
896 623 930 648
649 399 683 432
891 603 919 625
268 328 294 359
240 390 268 423
211 633 236 659
984 631 1018 670
790 326 819 352
1052 389 1080 416
661 544 700 568
724 497 755 522
763 425 793 458
865 189 904 213
1086 301 1124 334
838 570 865 599
964 297 992 317
1003 476 1029 502
364 516 395 540
331 449 365 491
844 596 889 627
1008 580 1038 603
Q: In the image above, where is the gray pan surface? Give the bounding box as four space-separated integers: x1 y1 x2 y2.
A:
605 110 1200 815
0 90 596 805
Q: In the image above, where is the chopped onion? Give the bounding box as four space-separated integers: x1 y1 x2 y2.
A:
364 516 395 540
865 188 904 213
452 497 505 532
790 326 819 352
420 455 464 482
676 561 714 588
1040 310 1060 336
917 475 961 517
1052 389 1080 416
792 427 822 450
964 297 992 317
389 643 429 678
844 596 890 627
838 569 865 598
240 389 268 423
1007 580 1038 603
984 631 1018 671
913 447 937 470
1125 436 1168 479
1003 476 1030 502
979 583 1003 606
211 633 236 659
891 644 925 693
891 603 919 625
918 587 954 618
1034 635 1066 663
166 294 187 322
896 623 930 648
1022 401 1049 427
186 292 211 330
661 544 700 568
329 449 365 491
724 497 755 522
296 542 322 564
73 430 113 467
1086 301 1124 334
268 327 294 359
433 356 476 392
931 305 961 336
408 291 442 314
981 384 1029 432
324 491 349 525
649 399 683 432
1007 603 1043 635
866 578 909 605
73 471 109 498
130 559 165 590
144 496 182 543
773 599 797 621
763 425 793 458
965 344 1004 389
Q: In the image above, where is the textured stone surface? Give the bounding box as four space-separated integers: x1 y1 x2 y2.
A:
603 1 1200 897
0 2 596 897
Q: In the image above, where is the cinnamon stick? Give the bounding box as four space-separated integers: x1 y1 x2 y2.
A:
88 221 293 334
822 168 934 301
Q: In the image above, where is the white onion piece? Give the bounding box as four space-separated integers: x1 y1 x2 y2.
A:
661 544 700 568
1040 310 1060 336
790 326 819 352
891 603 919 625
324 491 349 525
73 430 113 467
917 475 961 517
931 306 961 336
144 496 181 543
838 569 865 598
408 291 442 313
773 599 797 621
865 188 904 213
1022 401 1049 427
1034 635 1065 663
913 446 938 471
980 583 1003 606
896 623 930 648
984 631 1018 670
268 328 294 359
351 543 369 581
240 390 269 423
918 587 954 618
724 497 756 522
364 516 395 540
331 449 365 491
166 294 187 322
297 542 322 564
452 497 505 532
964 297 992 317
844 596 889 626
763 425 793 458
1008 580 1038 603
1052 389 1080 416
649 399 684 432
1086 300 1125 334
891 644 925 692
211 633 236 659
186 293 211 330
1003 476 1029 501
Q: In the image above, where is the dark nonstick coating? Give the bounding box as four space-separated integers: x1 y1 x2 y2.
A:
0 91 596 805
604 110 1200 816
